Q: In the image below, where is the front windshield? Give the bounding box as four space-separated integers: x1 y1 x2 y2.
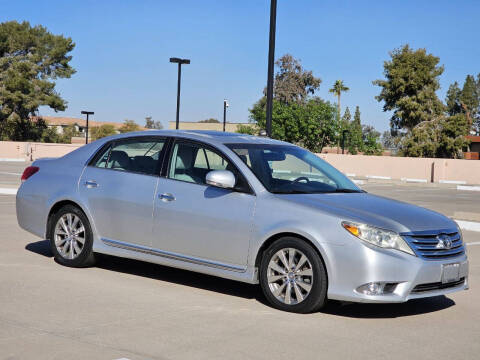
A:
226 143 362 194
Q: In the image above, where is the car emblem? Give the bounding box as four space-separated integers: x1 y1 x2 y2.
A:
436 234 452 249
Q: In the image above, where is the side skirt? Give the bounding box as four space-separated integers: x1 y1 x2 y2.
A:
101 238 247 273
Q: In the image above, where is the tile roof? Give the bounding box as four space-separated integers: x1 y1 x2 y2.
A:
32 116 145 130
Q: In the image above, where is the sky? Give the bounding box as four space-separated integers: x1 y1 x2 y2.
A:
1 0 479 132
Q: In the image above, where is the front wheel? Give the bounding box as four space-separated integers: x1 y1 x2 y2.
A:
49 204 96 267
259 237 327 313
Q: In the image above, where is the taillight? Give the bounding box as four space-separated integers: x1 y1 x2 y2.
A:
21 166 39 182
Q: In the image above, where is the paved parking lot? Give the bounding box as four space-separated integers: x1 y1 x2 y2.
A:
362 183 480 222
1 175 480 359
0 161 25 188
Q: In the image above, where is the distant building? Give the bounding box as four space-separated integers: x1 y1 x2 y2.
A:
465 135 480 160
34 116 125 137
168 121 254 133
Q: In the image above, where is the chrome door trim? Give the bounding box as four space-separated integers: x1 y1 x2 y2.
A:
101 238 246 273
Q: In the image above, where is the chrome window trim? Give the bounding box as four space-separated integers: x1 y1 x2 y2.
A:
86 136 169 177
166 137 256 195
101 238 246 273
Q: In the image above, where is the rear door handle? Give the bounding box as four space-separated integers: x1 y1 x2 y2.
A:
159 193 175 202
84 180 98 188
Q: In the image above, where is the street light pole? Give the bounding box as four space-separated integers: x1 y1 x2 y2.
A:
223 99 229 132
170 57 191 130
265 0 277 138
81 111 94 144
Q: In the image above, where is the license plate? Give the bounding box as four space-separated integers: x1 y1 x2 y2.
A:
442 263 460 284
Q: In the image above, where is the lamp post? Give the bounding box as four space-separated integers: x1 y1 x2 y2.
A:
223 99 229 132
169 57 190 130
265 0 277 138
81 111 94 144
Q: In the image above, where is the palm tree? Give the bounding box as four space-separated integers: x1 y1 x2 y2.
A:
329 80 350 119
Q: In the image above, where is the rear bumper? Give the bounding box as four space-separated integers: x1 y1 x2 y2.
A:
16 183 47 238
325 238 469 303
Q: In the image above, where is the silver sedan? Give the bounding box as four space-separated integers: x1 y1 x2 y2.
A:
16 130 469 313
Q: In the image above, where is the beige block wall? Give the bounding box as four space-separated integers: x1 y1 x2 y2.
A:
0 141 27 159
1 141 479 184
318 154 480 184
0 141 81 161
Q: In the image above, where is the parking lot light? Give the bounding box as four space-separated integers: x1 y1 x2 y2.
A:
169 57 191 130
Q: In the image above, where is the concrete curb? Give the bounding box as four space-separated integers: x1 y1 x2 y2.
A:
401 178 427 183
457 185 480 192
0 158 26 162
440 180 467 185
366 175 392 180
0 188 18 195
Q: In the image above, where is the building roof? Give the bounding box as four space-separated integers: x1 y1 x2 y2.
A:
33 116 127 129
466 135 480 143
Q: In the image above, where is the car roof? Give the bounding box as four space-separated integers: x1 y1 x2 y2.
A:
106 129 290 146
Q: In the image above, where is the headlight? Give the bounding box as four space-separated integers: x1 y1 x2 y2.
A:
342 221 415 256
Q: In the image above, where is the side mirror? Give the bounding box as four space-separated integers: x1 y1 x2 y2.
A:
206 170 235 189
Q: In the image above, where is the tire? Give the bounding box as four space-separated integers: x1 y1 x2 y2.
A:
259 237 327 313
48 204 96 267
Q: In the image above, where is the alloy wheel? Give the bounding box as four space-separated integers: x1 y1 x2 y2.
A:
54 213 85 260
267 248 314 305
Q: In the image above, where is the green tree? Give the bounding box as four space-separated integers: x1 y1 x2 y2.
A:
198 118 220 123
373 45 444 131
271 54 321 104
119 120 141 133
236 124 258 135
399 114 470 158
476 74 480 133
90 124 116 141
249 54 335 151
249 97 337 152
0 21 75 140
337 107 351 152
361 125 383 155
346 106 363 154
329 80 349 120
381 131 402 153
446 82 463 116
59 124 79 143
460 75 479 125
40 125 60 143
144 116 163 129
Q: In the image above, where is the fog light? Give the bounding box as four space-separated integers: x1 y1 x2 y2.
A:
356 282 397 295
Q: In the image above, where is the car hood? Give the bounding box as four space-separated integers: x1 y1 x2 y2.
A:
278 192 457 233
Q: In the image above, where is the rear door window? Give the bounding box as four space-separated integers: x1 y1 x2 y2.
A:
92 138 166 176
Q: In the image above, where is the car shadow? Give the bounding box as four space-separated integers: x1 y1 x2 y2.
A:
95 254 267 303
25 239 53 257
25 240 456 317
322 296 455 318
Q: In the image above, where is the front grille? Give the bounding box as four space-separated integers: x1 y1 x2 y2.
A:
402 230 465 260
411 278 465 293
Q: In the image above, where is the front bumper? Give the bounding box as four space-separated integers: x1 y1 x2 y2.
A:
324 237 469 303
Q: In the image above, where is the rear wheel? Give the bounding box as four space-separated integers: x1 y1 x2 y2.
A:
49 205 95 267
259 237 327 313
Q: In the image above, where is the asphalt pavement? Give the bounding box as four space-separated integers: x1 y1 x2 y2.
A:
0 161 480 359
1 188 480 359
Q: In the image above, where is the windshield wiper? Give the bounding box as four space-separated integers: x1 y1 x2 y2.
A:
271 189 309 194
331 188 364 193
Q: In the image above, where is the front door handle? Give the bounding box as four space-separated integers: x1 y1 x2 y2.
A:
84 180 98 188
159 193 175 202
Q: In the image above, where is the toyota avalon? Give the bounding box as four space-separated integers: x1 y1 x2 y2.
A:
16 130 469 313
